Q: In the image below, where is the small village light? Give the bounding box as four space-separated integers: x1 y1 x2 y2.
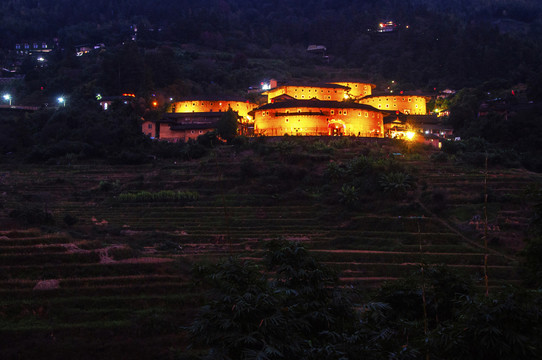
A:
58 97 66 107
3 94 11 106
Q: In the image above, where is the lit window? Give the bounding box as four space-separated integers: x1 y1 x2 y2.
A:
365 112 368 117
302 95 305 99
331 110 334 115
338 110 342 115
266 111 269 115
378 105 382 109
358 112 361 116
408 98 412 102
327 96 331 99
286 119 289 122
344 110 347 115
191 130 195 133
199 130 203 134
386 104 389 108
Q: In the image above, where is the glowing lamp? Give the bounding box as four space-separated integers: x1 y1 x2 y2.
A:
406 131 415 141
152 101 158 107
3 94 11 105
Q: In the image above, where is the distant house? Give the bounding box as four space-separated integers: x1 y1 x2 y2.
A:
478 99 510 120
75 44 105 56
143 112 224 142
376 21 398 33
307 45 326 53
97 94 135 110
15 41 53 55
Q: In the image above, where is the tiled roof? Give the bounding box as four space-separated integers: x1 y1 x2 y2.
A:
277 83 350 89
255 99 385 112
173 96 249 102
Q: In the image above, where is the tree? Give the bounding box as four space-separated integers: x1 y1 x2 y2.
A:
189 241 356 360
216 108 239 143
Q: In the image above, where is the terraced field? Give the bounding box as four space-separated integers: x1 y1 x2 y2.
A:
0 139 539 358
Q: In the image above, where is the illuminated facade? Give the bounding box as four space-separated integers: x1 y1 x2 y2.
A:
143 85 433 141
330 82 375 98
358 95 428 115
169 98 257 119
252 99 385 137
265 82 376 103
265 84 351 103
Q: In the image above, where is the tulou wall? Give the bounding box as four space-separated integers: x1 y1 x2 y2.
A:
358 95 428 115
253 101 384 137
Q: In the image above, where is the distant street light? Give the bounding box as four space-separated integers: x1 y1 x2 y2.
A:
3 94 11 106
57 97 66 107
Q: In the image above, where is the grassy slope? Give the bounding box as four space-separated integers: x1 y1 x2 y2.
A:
0 137 540 358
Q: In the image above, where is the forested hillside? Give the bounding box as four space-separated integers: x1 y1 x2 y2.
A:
1 0 542 90
2 0 542 170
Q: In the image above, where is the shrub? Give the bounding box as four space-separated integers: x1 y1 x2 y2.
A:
111 150 149 164
324 161 345 182
9 206 55 225
63 214 78 226
338 184 360 209
117 190 199 202
240 157 259 179
431 151 448 163
99 180 121 192
379 172 415 197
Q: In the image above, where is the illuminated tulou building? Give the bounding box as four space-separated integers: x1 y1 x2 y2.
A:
264 82 376 103
169 98 257 118
143 97 258 142
358 95 428 115
143 82 433 141
251 99 385 137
